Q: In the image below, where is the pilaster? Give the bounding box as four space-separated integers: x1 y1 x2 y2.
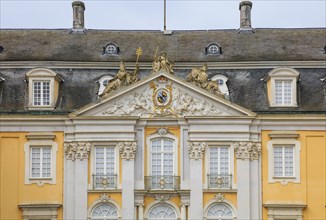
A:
234 141 261 220
187 141 206 220
119 141 137 220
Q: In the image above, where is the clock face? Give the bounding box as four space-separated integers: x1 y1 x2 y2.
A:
155 88 171 107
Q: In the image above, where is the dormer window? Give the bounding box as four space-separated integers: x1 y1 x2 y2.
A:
264 68 299 107
211 75 229 96
104 43 119 55
98 75 113 95
26 68 63 110
206 43 222 55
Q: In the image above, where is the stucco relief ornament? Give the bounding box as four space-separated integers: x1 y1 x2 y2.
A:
100 193 111 202
151 50 174 74
187 142 206 160
234 142 261 160
187 64 223 97
215 193 225 203
119 141 137 160
64 142 91 161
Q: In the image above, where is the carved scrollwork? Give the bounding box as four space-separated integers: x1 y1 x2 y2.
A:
100 193 111 202
215 193 225 203
64 142 91 161
119 141 137 160
187 64 223 96
187 142 206 160
234 141 261 160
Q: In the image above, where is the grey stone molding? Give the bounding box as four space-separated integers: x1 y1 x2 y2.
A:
187 141 206 160
234 141 261 160
119 141 137 160
64 142 91 161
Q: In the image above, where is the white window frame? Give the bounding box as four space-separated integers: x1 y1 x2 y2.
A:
26 68 62 110
273 145 295 178
90 143 120 190
203 198 237 220
146 133 178 177
205 143 235 189
32 80 51 106
267 132 301 185
266 68 299 107
144 201 181 220
98 75 113 96
24 133 57 185
30 146 52 179
88 198 122 220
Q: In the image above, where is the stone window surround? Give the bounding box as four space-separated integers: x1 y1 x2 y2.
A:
26 68 63 110
98 75 114 96
264 201 306 220
19 203 62 220
267 131 301 185
265 68 299 107
146 130 179 177
143 200 181 220
204 142 236 190
24 133 57 185
203 197 237 220
89 142 120 190
87 196 122 220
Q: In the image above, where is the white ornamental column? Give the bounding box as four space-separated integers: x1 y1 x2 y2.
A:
64 142 91 220
187 141 206 220
119 141 137 220
234 142 261 220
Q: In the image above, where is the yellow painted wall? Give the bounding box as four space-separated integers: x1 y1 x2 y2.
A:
262 130 326 219
0 132 64 220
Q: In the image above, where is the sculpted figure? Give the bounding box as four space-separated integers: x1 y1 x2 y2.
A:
151 52 174 74
101 61 139 96
187 64 222 96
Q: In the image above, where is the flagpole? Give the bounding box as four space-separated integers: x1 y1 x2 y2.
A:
164 0 166 31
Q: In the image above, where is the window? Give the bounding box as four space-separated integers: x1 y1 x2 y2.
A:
26 68 63 110
91 203 118 220
98 75 113 96
148 204 177 220
206 203 234 220
211 75 229 96
273 145 294 177
93 146 117 189
208 146 232 189
24 133 57 185
267 131 301 184
33 81 50 106
264 68 299 107
206 43 222 55
104 43 119 55
30 146 52 178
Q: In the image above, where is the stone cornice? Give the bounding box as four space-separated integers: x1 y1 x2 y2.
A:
187 141 206 160
119 141 137 160
234 141 261 160
0 61 325 69
64 142 91 161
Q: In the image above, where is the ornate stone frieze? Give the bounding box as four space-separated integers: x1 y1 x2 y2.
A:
64 142 91 161
234 141 261 160
187 64 223 96
102 83 224 117
187 142 206 160
119 141 137 160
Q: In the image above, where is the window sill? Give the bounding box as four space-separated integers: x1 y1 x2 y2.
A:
88 189 122 193
28 106 55 111
203 188 237 193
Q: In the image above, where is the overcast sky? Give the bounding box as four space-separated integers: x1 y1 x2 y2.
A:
0 0 325 30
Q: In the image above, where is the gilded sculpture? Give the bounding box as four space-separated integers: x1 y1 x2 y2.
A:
101 61 140 96
151 51 174 74
187 64 223 96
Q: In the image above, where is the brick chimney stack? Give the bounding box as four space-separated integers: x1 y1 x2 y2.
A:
239 1 253 30
72 1 85 30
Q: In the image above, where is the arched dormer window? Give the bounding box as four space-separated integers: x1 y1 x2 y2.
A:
263 68 299 107
25 68 63 110
206 43 222 55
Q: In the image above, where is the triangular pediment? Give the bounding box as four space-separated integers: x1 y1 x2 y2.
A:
71 71 255 118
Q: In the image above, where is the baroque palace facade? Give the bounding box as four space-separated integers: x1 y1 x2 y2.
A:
0 1 325 220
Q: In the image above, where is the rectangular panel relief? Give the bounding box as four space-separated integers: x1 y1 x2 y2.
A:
182 128 190 185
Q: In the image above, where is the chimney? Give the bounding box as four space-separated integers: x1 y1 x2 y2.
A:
72 1 85 30
239 1 253 31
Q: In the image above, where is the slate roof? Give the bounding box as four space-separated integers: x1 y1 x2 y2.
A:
0 28 325 62
0 28 325 114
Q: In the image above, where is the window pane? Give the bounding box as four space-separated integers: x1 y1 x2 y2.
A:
210 148 219 174
33 82 41 105
42 147 51 178
283 81 292 105
220 147 229 174
284 146 294 176
275 81 283 105
95 147 105 174
106 147 115 174
274 147 283 177
31 148 41 178
42 81 50 105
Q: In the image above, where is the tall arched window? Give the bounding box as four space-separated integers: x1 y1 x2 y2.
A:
148 204 177 220
91 203 118 220
206 203 234 220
